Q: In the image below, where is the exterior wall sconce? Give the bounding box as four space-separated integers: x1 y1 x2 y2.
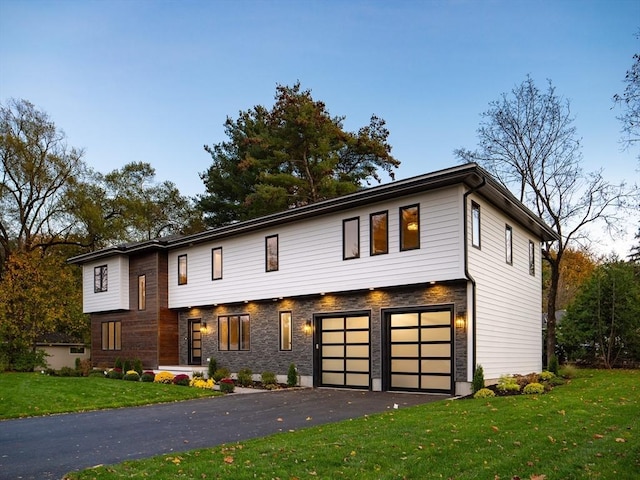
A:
455 315 466 330
303 320 313 336
200 322 208 333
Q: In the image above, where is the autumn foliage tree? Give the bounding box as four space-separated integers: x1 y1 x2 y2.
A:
199 82 400 227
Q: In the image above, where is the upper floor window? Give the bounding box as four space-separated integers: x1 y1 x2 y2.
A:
218 314 250 351
280 311 292 351
471 202 481 249
94 265 108 293
505 225 513 265
343 217 360 260
138 275 146 310
400 204 420 251
370 211 388 255
178 254 187 285
529 240 535 276
212 247 223 280
101 320 121 351
266 235 279 272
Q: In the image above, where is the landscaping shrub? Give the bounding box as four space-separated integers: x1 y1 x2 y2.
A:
192 370 204 378
237 368 253 387
190 377 214 389
132 359 143 375
154 371 175 384
473 388 495 399
140 371 155 382
559 364 578 379
496 375 521 393
548 354 559 375
523 382 545 394
208 357 218 379
122 359 132 373
546 375 565 387
88 371 105 378
123 370 140 381
173 374 191 386
472 364 484 393
261 371 277 386
539 370 555 381
219 378 235 393
58 366 81 377
514 372 539 389
107 368 123 380
287 363 298 387
77 359 92 377
114 357 123 370
213 367 230 382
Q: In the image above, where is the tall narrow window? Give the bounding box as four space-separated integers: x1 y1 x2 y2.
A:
400 204 420 251
280 311 292 351
529 240 535 276
212 247 223 280
343 217 360 260
471 202 481 249
266 235 279 272
138 275 146 310
370 211 388 255
94 265 108 293
178 254 187 285
218 314 250 351
101 321 121 350
505 225 513 265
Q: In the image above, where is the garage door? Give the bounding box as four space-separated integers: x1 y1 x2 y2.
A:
318 314 370 389
386 309 453 393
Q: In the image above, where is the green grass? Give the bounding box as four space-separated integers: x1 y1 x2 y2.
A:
61 369 639 480
0 373 219 419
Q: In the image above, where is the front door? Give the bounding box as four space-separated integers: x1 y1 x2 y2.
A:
188 319 202 365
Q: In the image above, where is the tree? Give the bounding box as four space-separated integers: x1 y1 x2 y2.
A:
613 35 640 159
559 259 640 368
455 76 636 365
0 99 85 268
0 249 87 371
199 82 400 227
543 247 597 312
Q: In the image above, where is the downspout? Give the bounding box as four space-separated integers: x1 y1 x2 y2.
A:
463 176 486 380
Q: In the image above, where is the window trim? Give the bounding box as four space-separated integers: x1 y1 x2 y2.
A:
265 234 279 272
212 247 223 280
218 314 250 351
279 311 292 351
471 202 481 249
370 210 389 256
529 240 535 276
178 254 187 285
138 274 146 310
505 225 513 265
399 204 420 251
101 320 121 351
94 265 108 293
342 217 360 260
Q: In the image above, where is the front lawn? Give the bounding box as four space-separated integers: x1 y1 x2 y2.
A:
0 372 219 419
62 369 639 479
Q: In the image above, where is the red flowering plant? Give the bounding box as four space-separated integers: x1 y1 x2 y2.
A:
219 378 235 393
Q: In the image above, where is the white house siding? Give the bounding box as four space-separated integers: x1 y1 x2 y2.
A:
82 256 130 313
467 194 543 380
168 186 465 309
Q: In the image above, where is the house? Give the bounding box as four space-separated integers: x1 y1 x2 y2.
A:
36 333 91 370
68 163 558 395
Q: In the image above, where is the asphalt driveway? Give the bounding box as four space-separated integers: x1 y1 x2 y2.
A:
0 388 446 480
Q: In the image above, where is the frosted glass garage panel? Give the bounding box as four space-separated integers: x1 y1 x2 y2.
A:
323 345 344 357
346 359 369 372
392 359 419 373
391 344 419 357
322 318 344 330
346 373 369 386
391 313 419 327
421 311 451 326
322 331 344 344
346 345 369 357
323 372 344 385
422 344 451 357
322 359 344 371
392 375 419 389
421 360 451 374
421 375 451 390
346 330 368 343
391 328 419 342
422 327 450 342
346 316 369 329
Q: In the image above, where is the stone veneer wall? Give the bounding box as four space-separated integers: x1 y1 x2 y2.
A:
178 281 468 388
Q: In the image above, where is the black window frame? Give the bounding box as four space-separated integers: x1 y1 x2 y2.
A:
178 254 187 285
343 217 360 260
471 202 481 249
265 234 279 272
505 225 513 265
529 240 535 276
94 265 108 293
101 320 121 351
370 210 389 256
400 204 420 251
279 311 292 351
138 274 146 310
218 314 250 351
212 247 223 280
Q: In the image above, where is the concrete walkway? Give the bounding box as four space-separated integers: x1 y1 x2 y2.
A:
0 388 447 480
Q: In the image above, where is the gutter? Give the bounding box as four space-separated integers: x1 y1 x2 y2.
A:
463 175 486 381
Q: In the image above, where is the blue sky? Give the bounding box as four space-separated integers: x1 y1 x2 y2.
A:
1 0 638 253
